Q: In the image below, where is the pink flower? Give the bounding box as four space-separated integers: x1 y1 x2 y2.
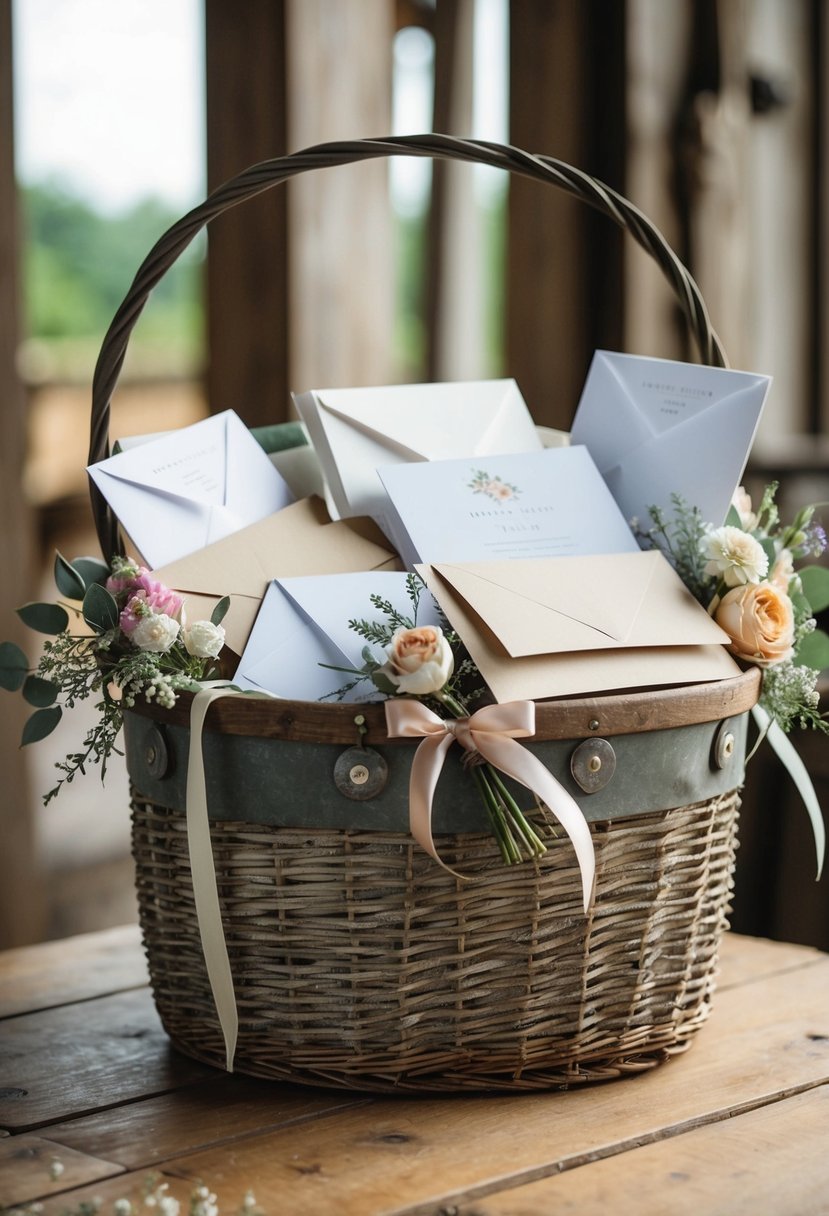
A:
132 573 184 620
119 578 184 636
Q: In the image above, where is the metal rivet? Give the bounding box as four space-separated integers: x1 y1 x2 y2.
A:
713 721 737 770
334 746 388 801
588 719 600 731
571 738 616 793
144 726 170 779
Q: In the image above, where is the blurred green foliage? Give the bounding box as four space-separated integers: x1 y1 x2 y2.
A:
20 180 204 373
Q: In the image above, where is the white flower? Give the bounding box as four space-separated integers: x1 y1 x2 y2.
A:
158 1198 180 1216
731 486 758 531
49 1159 65 1180
191 1189 218 1216
183 620 226 659
703 526 769 587
378 625 454 696
131 612 180 653
114 1202 132 1216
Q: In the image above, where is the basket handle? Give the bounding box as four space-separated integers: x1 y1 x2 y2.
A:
88 132 726 561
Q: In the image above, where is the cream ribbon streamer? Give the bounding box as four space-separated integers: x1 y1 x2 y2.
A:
186 685 242 1071
751 703 825 880
384 699 596 912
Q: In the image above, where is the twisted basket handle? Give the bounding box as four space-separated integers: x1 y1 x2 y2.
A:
88 132 726 561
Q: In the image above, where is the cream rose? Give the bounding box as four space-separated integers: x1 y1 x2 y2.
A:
183 620 226 659
380 625 454 695
130 612 180 653
715 582 795 667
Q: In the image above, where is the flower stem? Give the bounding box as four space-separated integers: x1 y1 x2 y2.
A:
437 687 546 865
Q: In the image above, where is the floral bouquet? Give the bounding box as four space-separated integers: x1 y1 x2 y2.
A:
0 554 228 803
637 482 829 735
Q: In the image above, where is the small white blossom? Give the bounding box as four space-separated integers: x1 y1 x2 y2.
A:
49 1158 65 1180
703 526 769 586
131 612 180 653
183 620 225 659
114 1201 133 1216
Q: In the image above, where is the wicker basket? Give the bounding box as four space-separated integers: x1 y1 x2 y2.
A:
89 135 760 1093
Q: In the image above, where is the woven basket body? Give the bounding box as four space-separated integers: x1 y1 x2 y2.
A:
91 136 757 1092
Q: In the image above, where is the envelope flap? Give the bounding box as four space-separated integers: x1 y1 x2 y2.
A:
433 552 657 644
316 380 524 461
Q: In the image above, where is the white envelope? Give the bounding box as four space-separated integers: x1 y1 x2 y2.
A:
234 571 440 702
293 379 542 532
570 351 770 530
87 410 294 567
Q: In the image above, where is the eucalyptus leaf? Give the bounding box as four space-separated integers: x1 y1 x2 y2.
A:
54 552 87 600
83 582 119 633
211 596 231 626
799 565 829 615
795 628 829 673
21 705 63 746
22 675 59 708
71 556 111 589
17 601 70 635
371 671 398 695
724 504 743 529
0 641 29 691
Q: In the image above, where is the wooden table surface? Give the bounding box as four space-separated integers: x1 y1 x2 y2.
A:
1 925 828 1215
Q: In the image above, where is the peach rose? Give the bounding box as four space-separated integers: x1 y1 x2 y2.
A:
715 582 795 667
380 625 454 695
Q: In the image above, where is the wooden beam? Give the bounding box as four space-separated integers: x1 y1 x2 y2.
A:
507 0 626 429
0 0 45 946
286 0 395 392
204 0 289 425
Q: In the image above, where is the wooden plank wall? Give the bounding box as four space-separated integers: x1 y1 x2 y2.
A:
0 0 45 947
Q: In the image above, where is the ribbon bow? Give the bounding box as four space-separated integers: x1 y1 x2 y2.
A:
384 699 595 912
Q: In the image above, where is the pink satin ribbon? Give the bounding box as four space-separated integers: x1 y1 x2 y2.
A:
384 699 595 912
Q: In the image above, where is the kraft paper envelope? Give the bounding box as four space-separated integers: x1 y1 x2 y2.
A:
152 497 398 658
418 553 740 702
293 379 542 529
234 571 440 702
88 410 295 567
570 351 770 530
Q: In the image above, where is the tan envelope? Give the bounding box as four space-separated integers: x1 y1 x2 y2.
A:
153 496 399 657
418 553 740 702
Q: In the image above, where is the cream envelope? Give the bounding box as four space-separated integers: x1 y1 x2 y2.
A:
570 351 770 530
419 562 740 702
88 410 295 567
152 497 398 658
293 379 542 529
421 551 729 658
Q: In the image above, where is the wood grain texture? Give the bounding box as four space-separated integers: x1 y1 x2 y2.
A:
716 930 829 990
44 1075 369 1170
0 925 147 1018
41 958 826 1216
0 1134 123 1208
126 667 761 743
453 1084 829 1215
0 988 213 1132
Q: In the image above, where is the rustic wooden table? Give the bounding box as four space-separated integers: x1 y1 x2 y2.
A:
1 925 827 1215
